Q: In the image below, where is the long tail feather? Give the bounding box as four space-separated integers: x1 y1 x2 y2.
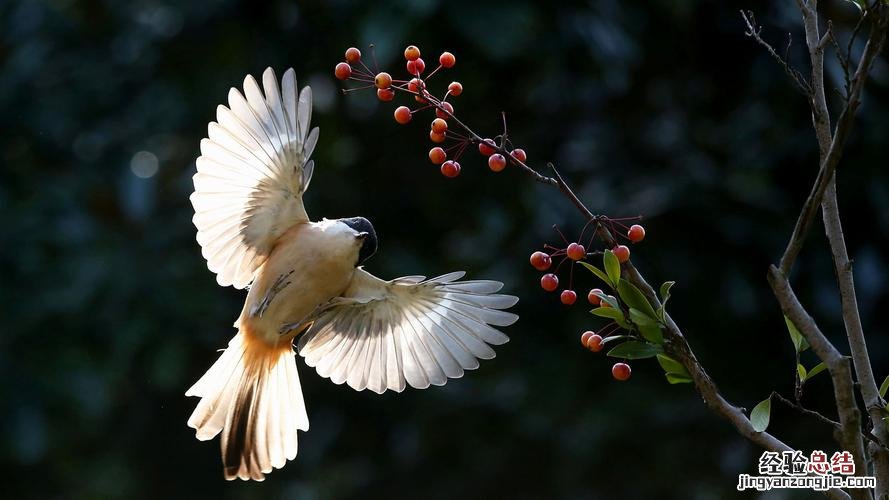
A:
186 331 309 481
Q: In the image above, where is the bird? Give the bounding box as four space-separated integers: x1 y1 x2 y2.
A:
186 67 519 481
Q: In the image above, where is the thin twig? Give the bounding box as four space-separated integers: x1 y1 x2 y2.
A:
741 10 812 94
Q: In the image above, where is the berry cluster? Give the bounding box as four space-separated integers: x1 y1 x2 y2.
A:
335 44 672 385
530 221 647 380
530 222 644 300
335 44 529 178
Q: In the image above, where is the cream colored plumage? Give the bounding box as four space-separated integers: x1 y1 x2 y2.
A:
186 67 518 481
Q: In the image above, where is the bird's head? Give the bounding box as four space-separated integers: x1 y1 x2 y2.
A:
339 216 378 266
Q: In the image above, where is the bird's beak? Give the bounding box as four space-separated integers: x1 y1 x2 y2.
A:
356 232 369 240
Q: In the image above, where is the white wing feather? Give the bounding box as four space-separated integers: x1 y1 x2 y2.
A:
297 269 518 394
191 67 318 289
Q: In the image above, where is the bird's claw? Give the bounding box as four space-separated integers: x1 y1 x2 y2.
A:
251 270 295 318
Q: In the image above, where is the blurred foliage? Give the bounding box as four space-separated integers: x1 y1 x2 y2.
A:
2 0 888 498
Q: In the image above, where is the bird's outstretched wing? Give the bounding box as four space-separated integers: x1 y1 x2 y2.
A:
191 67 319 289
297 268 518 394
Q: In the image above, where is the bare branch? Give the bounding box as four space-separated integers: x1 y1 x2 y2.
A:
741 10 812 94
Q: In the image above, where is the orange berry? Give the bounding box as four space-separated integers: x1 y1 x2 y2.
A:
612 363 632 381
581 330 595 348
439 51 456 68
429 130 446 143
510 148 527 163
407 57 426 75
408 78 424 93
345 47 361 64
540 273 559 292
448 81 463 96
441 160 460 178
478 138 496 156
436 102 454 120
587 288 603 305
429 147 446 165
334 62 351 80
488 153 507 172
613 245 630 263
404 45 421 61
628 224 646 243
374 72 392 89
431 118 448 134
587 334 604 352
377 88 395 102
529 251 552 271
393 106 412 124
566 242 585 261
560 290 577 305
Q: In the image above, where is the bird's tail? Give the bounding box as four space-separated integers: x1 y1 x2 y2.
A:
186 329 309 481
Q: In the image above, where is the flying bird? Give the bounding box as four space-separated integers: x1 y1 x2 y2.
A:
187 67 519 481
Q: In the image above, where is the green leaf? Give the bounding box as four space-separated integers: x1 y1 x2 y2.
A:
600 334 629 346
607 341 661 360
628 308 658 327
579 262 612 288
604 249 621 285
666 373 693 384
750 398 772 432
880 376 889 398
657 281 675 321
591 306 630 329
659 281 675 304
599 294 621 311
806 362 827 382
638 323 664 344
617 279 659 320
796 363 807 381
657 354 690 377
784 316 809 353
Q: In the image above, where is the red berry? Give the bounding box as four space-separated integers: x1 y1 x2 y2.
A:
529 251 552 271
415 93 428 104
334 62 351 80
613 245 630 263
345 47 361 64
406 57 425 75
441 160 460 178
394 106 412 124
429 130 446 143
510 148 527 163
612 362 632 381
587 288 603 305
628 224 646 243
448 81 463 96
560 290 577 305
488 153 507 172
404 45 421 61
566 242 585 261
408 78 424 93
587 334 604 352
478 138 496 156
431 118 448 134
581 330 595 348
540 273 559 292
374 72 392 89
439 51 456 68
436 102 454 120
377 88 395 102
429 147 446 165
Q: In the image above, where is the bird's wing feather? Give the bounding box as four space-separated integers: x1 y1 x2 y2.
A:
191 67 319 289
297 268 518 394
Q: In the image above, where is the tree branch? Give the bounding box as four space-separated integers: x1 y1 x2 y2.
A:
768 266 868 500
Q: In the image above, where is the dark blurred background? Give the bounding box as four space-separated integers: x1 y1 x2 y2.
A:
3 0 888 498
